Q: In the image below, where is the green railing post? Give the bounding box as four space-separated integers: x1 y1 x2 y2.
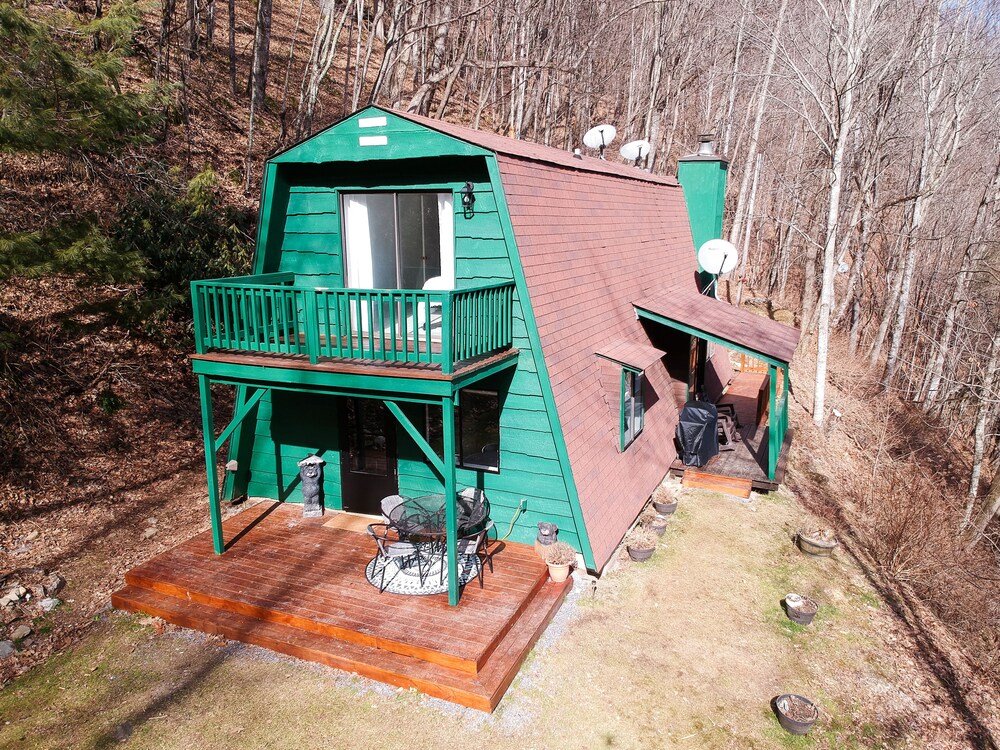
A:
191 282 206 354
303 289 319 364
441 292 454 374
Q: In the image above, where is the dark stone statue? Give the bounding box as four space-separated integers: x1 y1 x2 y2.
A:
297 455 325 518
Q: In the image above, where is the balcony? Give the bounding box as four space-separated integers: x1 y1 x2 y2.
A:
191 273 515 375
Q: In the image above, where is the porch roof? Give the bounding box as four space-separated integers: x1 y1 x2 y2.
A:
634 289 800 365
595 339 667 371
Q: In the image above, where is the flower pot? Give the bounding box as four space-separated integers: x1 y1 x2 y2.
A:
627 545 655 562
648 516 669 536
783 593 819 625
547 563 571 583
797 531 838 557
652 499 678 515
772 694 819 735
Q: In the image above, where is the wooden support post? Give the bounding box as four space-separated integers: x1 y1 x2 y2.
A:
442 394 459 606
768 364 779 480
441 293 454 374
384 401 445 478
198 374 225 554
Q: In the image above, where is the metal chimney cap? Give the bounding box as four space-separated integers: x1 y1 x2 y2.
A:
697 134 717 157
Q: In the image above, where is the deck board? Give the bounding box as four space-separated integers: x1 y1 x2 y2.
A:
113 502 565 687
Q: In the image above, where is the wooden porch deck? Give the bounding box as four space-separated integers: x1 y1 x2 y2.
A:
112 502 571 712
670 371 792 493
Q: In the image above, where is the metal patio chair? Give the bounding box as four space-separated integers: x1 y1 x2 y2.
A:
366 523 427 592
380 494 408 524
442 519 496 588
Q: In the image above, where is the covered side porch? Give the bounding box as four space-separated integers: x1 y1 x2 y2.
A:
634 290 797 493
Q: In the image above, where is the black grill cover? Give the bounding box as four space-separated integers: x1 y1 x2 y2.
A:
676 400 719 467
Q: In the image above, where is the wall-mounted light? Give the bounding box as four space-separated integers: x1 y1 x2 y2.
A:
461 181 476 218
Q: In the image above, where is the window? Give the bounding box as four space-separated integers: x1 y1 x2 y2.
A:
621 368 644 450
341 192 455 290
423 390 501 473
458 390 500 472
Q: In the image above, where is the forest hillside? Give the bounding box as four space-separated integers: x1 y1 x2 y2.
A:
2 0 1000 741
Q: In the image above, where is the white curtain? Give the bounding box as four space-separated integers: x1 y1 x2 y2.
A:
437 194 455 289
343 195 373 288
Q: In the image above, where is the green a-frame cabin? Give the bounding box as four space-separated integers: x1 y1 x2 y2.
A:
188 106 800 607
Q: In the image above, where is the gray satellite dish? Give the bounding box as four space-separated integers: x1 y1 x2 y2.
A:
838 261 850 274
697 239 739 275
620 139 652 166
583 124 617 159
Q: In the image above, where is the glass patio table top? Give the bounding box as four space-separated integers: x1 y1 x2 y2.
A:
386 493 488 537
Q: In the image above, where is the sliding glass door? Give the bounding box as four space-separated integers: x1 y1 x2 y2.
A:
342 192 454 291
342 192 454 345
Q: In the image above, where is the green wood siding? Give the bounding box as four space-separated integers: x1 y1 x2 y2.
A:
228 106 592 564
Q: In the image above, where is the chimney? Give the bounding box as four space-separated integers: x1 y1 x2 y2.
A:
677 133 729 278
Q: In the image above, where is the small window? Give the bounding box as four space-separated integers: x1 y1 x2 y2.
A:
423 389 501 472
458 390 500 472
621 369 644 450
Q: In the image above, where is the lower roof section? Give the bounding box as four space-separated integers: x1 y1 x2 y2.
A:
634 290 800 365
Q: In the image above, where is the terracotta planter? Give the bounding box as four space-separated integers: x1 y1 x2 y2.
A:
772 694 819 735
547 563 571 583
627 545 655 562
797 532 838 557
783 594 819 625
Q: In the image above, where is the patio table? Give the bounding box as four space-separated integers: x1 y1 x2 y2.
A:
386 493 488 538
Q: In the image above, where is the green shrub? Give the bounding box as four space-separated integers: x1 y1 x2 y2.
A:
111 169 253 311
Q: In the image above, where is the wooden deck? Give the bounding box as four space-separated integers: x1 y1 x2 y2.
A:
112 502 570 711
670 371 792 492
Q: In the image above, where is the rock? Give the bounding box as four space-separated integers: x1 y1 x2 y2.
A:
145 517 157 526
44 574 65 596
24 530 39 542
142 527 158 540
10 546 30 557
10 625 31 641
0 641 13 658
40 598 60 612
1 586 28 608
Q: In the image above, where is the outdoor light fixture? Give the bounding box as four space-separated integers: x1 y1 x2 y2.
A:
461 181 476 217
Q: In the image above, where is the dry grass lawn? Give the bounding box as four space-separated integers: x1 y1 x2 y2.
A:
0 487 980 749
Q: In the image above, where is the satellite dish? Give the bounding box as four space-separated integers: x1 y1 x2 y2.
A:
620 139 652 165
697 239 739 275
583 124 617 159
837 261 850 274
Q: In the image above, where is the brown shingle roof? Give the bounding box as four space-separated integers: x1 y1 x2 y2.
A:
389 109 679 187
635 289 800 363
387 107 799 570
595 340 667 371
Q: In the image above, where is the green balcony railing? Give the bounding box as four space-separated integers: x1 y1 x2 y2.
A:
191 273 514 374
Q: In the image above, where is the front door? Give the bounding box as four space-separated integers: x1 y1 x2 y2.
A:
340 398 398 515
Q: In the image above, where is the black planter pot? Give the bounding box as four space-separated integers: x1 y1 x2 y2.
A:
652 499 678 515
772 694 819 736
627 545 655 562
783 595 819 625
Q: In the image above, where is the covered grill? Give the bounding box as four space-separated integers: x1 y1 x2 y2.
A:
675 400 720 467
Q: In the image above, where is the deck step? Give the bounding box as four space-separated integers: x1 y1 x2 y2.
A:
123 559 549 676
111 576 570 712
682 469 753 498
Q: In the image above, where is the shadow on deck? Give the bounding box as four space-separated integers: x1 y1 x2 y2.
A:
112 502 570 712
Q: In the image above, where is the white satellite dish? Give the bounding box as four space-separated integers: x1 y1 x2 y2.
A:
583 124 617 159
837 261 850 274
697 239 739 275
620 139 652 165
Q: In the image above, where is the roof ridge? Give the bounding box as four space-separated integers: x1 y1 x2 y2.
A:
386 107 679 187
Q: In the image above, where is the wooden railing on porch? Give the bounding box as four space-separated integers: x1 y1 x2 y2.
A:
191 273 515 374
